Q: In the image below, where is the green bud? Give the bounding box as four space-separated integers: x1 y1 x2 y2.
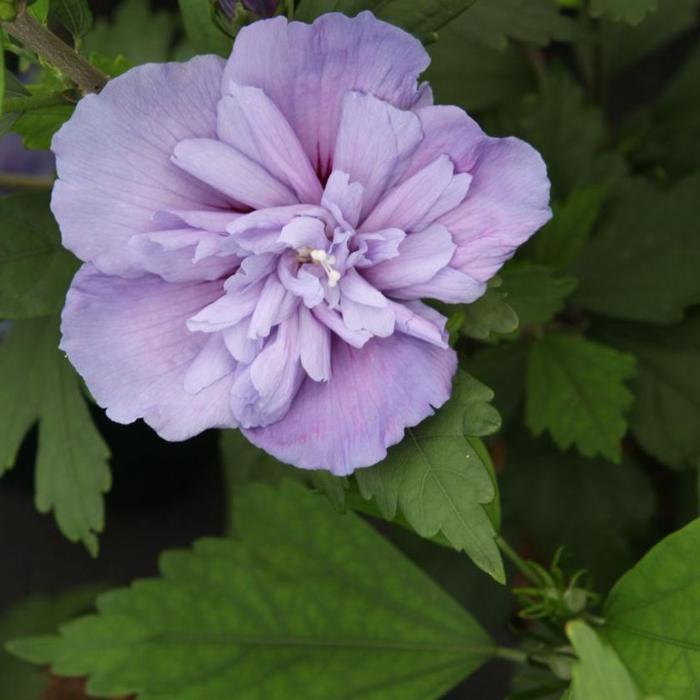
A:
563 586 589 614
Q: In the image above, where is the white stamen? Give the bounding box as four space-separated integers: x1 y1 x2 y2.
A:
307 247 342 287
327 270 341 288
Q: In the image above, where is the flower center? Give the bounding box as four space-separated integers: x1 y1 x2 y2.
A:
297 246 342 287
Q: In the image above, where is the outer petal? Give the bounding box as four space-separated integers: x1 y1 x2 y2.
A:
224 12 429 175
51 57 227 276
60 265 236 440
440 136 551 282
243 334 457 475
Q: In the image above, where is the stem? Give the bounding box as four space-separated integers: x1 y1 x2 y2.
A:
0 171 55 190
496 536 542 586
492 646 529 664
1 8 107 94
3 93 71 112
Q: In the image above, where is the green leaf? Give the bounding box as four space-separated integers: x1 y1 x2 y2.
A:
297 0 479 37
502 433 655 590
356 372 504 582
461 278 519 340
602 517 700 700
50 0 93 39
572 174 700 324
84 0 179 64
308 470 349 512
488 70 626 198
0 193 78 319
178 0 232 56
88 51 131 78
0 317 110 553
646 41 700 177
28 0 50 22
527 185 608 270
499 262 578 328
0 587 104 700
426 32 535 113
526 333 636 461
446 0 577 49
588 0 657 25
597 0 698 77
11 104 73 149
9 481 494 700
597 312 700 470
0 586 101 700
566 621 642 700
466 341 529 427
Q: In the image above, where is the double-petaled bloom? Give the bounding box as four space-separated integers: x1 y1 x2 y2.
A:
56 12 550 475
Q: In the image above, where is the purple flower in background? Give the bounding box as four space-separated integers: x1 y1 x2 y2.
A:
55 12 550 474
0 132 54 193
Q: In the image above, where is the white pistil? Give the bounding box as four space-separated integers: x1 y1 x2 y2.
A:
308 248 341 287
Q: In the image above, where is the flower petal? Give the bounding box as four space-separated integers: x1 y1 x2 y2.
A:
243 334 457 474
403 105 485 179
361 155 458 233
299 305 331 381
129 229 236 283
392 300 448 348
364 223 455 290
390 266 484 304
333 92 422 217
218 83 323 204
184 333 237 394
248 274 299 339
172 138 297 210
322 171 364 229
224 12 429 175
52 57 227 276
231 317 303 428
60 265 236 440
440 136 552 282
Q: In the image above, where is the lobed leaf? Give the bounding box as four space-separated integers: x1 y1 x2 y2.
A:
598 312 700 469
447 0 577 49
356 372 504 582
0 193 78 319
588 0 657 25
499 262 578 328
526 184 608 271
0 317 110 553
573 174 700 325
526 333 636 462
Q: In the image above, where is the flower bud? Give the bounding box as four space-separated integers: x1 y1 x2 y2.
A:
214 0 278 22
242 0 278 17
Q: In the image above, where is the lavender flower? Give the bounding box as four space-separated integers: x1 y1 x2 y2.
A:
55 13 551 474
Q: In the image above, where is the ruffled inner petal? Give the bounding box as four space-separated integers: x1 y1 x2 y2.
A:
218 83 323 204
172 138 298 210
